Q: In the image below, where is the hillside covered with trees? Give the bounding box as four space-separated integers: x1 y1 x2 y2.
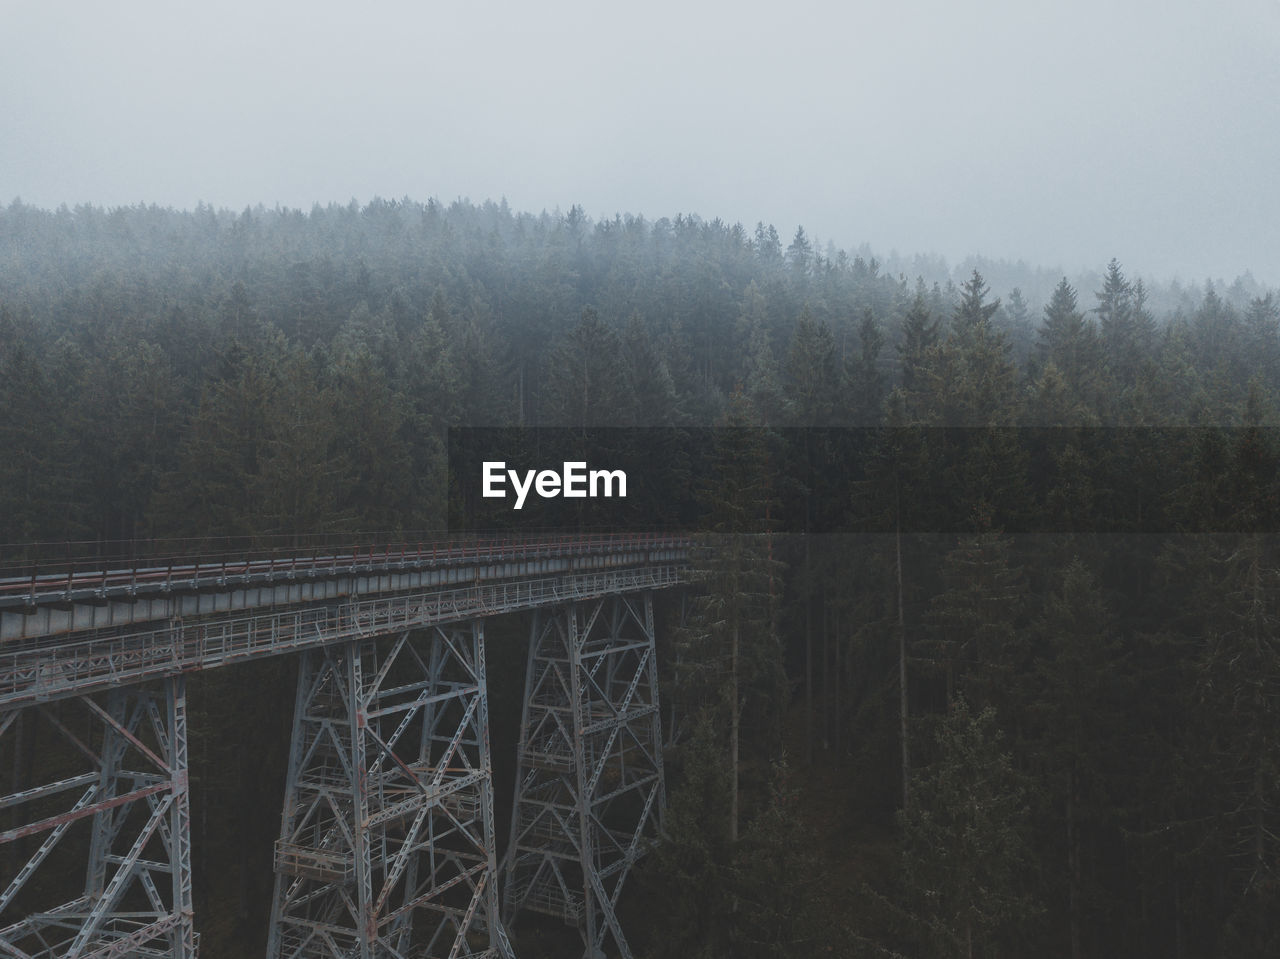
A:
3 197 1280 957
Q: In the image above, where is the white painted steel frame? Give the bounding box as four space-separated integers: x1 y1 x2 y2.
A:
265 623 512 959
502 594 664 959
0 677 196 958
0 540 687 959
0 565 686 708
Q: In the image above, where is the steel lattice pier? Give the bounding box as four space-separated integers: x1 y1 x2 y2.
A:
266 623 512 959
0 677 197 958
502 594 665 959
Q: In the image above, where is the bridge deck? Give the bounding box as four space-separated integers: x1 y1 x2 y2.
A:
0 533 680 609
0 534 692 706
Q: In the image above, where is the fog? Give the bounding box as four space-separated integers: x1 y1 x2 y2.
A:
4 0 1278 285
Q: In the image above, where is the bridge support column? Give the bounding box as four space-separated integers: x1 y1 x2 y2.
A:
267 623 510 959
0 676 197 958
503 594 664 959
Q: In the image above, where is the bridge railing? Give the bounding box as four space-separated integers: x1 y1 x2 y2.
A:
0 532 691 606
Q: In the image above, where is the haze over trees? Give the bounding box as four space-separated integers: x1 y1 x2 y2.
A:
2 197 1280 957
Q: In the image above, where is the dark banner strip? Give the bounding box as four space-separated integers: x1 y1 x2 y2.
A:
447 427 1280 534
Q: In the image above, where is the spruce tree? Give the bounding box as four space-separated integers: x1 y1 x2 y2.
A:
899 698 1039 958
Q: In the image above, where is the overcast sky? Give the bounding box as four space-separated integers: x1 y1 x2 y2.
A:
4 0 1278 285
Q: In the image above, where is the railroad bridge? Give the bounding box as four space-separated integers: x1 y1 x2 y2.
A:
0 533 691 959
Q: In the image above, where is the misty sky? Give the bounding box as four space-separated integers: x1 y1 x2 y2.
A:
4 0 1279 285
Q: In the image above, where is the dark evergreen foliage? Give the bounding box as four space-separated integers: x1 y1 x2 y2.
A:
3 197 1280 957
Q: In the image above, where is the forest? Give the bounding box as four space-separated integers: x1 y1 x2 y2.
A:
2 196 1280 957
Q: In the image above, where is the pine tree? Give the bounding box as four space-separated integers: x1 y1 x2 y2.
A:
898 289 940 401
727 760 820 958
741 313 785 427
754 222 782 267
782 306 838 426
0 311 70 540
154 337 282 537
786 226 813 280
1206 532 1280 955
399 307 462 525
1095 259 1132 342
541 307 623 429
1094 260 1155 390
1027 560 1127 959
925 519 1028 712
254 347 345 536
677 392 786 839
899 698 1039 958
1189 428 1280 952
1037 278 1099 408
953 270 1001 336
1242 293 1280 387
920 272 1017 426
640 713 735 959
620 312 683 426
328 342 412 530
649 395 787 955
848 308 885 424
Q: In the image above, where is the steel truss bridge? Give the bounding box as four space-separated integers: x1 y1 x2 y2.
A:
0 533 691 959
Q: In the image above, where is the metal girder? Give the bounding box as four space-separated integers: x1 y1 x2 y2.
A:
0 677 196 958
502 594 665 959
266 624 512 959
0 565 688 709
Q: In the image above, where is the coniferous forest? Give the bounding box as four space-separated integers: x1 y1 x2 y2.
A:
3 198 1280 957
